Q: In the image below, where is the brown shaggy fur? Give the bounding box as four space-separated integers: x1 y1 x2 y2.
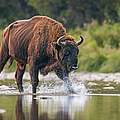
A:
3 16 66 61
0 16 81 93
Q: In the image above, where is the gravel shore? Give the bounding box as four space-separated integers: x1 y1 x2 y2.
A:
0 72 120 83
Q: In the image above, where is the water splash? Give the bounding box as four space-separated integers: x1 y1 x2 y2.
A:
0 79 87 95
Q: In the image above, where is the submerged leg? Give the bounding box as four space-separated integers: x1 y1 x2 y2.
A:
54 68 76 94
15 63 26 92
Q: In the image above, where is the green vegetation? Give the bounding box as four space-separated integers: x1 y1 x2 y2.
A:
0 0 120 28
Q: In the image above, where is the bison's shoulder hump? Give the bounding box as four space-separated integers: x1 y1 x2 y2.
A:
30 16 63 26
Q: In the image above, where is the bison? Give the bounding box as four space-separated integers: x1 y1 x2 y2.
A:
0 16 84 94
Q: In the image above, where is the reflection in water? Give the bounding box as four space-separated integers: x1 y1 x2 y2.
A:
30 96 38 120
0 114 3 120
1 95 120 120
15 95 88 120
16 95 39 120
55 111 71 120
16 96 25 120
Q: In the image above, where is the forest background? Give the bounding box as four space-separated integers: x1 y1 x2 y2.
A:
0 0 120 73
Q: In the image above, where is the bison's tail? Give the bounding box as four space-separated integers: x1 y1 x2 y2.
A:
0 23 14 73
0 40 10 73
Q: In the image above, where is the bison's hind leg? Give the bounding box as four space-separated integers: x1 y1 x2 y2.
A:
0 42 10 73
15 62 26 92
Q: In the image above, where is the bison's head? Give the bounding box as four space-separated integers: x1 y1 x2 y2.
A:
53 35 84 72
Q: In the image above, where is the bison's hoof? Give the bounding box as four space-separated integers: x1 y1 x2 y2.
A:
18 86 24 93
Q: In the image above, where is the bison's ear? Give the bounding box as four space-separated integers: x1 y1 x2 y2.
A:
77 36 84 46
52 42 61 51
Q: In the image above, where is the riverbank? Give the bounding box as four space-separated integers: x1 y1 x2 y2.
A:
1 72 120 83
1 72 120 95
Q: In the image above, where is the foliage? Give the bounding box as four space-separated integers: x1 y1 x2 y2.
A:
89 22 120 49
28 0 120 28
0 0 120 28
0 0 37 28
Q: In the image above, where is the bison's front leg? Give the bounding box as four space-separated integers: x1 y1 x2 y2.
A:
54 68 76 94
15 63 26 92
29 61 39 94
29 66 39 93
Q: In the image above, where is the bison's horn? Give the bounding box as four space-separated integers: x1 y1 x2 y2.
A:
57 35 66 46
77 36 84 46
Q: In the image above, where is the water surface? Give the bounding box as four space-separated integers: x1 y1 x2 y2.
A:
0 75 120 120
0 95 120 120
